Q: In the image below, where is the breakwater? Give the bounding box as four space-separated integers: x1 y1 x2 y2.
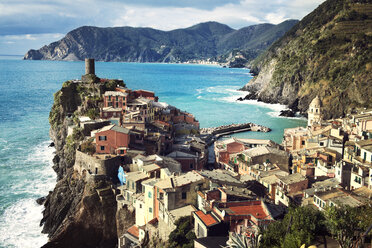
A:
200 123 271 145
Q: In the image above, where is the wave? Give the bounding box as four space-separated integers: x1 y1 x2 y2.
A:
195 85 288 113
0 141 56 248
0 198 48 248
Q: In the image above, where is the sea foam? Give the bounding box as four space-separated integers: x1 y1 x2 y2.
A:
0 141 55 248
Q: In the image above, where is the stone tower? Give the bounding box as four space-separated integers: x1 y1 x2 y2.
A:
85 58 95 75
308 95 322 127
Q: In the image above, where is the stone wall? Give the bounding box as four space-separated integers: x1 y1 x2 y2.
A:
74 150 122 179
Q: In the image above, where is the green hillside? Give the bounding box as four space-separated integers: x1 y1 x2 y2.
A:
242 0 372 119
24 21 297 64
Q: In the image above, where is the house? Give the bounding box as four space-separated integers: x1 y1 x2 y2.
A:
194 201 275 239
95 124 130 156
101 91 128 119
303 178 341 199
133 89 158 101
132 154 182 174
283 127 308 152
234 146 289 175
197 169 244 189
166 150 202 172
124 97 154 128
117 171 149 207
214 138 245 166
119 225 140 248
154 171 207 227
313 188 367 210
275 173 308 206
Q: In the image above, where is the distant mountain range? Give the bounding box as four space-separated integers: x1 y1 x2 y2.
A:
241 0 372 119
23 20 298 65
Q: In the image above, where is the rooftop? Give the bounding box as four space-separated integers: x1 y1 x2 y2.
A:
169 205 196 221
277 173 307 185
104 91 128 96
166 150 197 158
155 171 204 189
142 163 161 173
217 201 272 220
127 225 139 239
96 124 130 134
314 188 363 208
240 146 288 158
126 171 149 182
197 169 242 186
194 210 219 227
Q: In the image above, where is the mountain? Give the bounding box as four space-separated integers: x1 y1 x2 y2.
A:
241 0 372 119
23 20 298 63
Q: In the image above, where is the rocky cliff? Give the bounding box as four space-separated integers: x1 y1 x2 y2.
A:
241 0 372 119
24 21 297 64
40 78 134 247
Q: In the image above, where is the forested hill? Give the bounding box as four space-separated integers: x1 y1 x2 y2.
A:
241 0 372 119
23 20 297 64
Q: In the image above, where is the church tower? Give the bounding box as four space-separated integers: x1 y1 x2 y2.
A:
308 96 322 127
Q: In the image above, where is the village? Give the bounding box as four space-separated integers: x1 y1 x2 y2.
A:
69 60 372 248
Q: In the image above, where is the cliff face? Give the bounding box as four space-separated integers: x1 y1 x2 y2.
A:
241 0 372 119
23 21 297 63
41 79 131 247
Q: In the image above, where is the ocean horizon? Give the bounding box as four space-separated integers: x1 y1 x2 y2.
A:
0 56 306 248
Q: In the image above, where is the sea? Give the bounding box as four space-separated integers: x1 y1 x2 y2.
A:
0 55 306 248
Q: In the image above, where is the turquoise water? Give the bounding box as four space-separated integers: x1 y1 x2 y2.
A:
0 57 306 247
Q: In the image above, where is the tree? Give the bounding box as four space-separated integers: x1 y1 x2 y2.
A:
260 206 326 248
325 205 372 248
168 216 195 248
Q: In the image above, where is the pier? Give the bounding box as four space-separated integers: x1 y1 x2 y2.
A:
200 122 271 145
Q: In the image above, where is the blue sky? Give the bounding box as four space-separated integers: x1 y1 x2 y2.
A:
0 0 325 55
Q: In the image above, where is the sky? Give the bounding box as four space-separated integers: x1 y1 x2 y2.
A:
0 0 325 55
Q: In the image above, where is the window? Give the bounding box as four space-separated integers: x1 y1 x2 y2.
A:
301 140 305 145
148 191 152 198
116 96 118 101
120 150 124 154
320 142 324 146
149 207 152 213
139 204 142 208
100 146 105 151
182 192 187 199
99 136 107 141
190 163 194 169
116 102 119 108
108 96 111 101
132 182 134 189
316 109 318 113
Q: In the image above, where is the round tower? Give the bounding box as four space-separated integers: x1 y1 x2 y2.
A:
308 95 322 127
85 58 95 75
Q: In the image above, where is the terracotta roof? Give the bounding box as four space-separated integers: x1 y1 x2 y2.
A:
194 211 219 227
127 225 139 238
227 205 267 219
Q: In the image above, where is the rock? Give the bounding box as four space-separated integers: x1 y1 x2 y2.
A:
48 142 55 147
36 196 46 205
237 97 243 101
279 109 296 117
243 92 257 100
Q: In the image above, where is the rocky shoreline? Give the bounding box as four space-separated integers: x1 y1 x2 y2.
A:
236 92 301 118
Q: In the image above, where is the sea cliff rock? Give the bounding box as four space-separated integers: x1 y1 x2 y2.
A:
40 79 126 247
241 0 372 119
